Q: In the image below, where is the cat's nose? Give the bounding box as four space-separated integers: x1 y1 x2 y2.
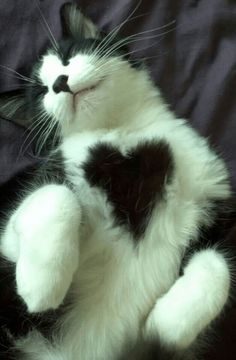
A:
52 75 72 94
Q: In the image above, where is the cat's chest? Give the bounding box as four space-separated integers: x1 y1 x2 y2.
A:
60 129 140 205
60 130 132 226
60 130 135 166
60 128 174 241
61 130 120 177
60 130 181 313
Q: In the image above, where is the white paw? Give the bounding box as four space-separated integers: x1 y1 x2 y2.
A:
144 249 230 349
16 252 78 313
15 219 79 313
1 212 20 262
144 304 194 349
8 184 81 313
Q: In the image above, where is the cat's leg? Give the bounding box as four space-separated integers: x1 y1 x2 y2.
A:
1 184 81 313
143 249 230 349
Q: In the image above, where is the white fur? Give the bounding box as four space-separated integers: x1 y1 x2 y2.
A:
2 185 81 312
1 35 232 360
144 249 230 348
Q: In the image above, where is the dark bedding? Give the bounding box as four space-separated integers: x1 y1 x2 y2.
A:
0 0 235 359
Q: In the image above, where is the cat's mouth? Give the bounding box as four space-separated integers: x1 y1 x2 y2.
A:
72 80 103 110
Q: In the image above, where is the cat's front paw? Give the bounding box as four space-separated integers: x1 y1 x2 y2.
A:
16 254 78 313
2 184 81 313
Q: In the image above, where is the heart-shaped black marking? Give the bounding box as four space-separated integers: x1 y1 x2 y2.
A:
83 140 174 240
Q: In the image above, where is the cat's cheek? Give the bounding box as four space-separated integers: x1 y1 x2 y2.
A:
43 93 54 116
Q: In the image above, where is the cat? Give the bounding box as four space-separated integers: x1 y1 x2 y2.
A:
0 3 233 360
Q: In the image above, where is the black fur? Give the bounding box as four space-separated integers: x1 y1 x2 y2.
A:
83 141 174 239
58 38 101 64
58 3 142 68
180 197 236 274
0 255 63 360
55 32 142 69
52 75 71 94
119 339 196 360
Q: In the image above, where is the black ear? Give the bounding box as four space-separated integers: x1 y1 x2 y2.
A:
0 90 30 128
60 3 100 40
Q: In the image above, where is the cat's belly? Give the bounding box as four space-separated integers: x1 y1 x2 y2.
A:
51 230 181 360
16 175 182 360
16 226 181 360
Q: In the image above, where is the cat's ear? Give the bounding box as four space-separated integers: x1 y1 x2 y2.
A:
60 3 101 40
0 90 30 127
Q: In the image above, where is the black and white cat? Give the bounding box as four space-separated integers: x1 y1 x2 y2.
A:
0 3 233 360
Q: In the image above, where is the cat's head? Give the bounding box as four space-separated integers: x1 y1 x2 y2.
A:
0 3 152 138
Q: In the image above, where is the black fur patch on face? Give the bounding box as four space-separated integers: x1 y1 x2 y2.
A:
57 38 101 66
55 36 142 69
83 141 174 240
59 3 141 68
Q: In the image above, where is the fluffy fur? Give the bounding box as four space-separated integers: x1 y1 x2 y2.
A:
0 3 233 360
